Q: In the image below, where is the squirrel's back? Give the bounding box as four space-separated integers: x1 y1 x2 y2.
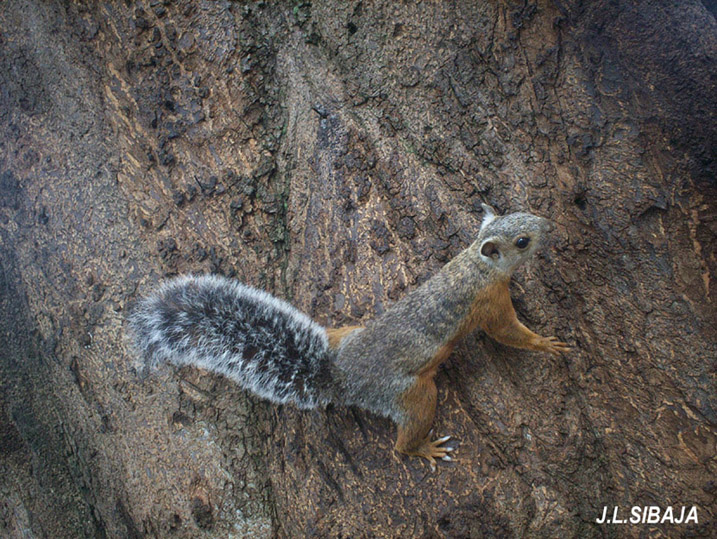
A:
128 274 336 408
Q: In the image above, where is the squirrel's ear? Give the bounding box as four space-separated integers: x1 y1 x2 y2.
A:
480 239 500 259
481 204 497 230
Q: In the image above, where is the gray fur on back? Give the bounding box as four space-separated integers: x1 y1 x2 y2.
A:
127 274 336 409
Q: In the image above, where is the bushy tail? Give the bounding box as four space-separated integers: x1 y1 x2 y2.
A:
127 274 335 408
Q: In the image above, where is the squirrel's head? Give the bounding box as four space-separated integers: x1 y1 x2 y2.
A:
475 203 551 274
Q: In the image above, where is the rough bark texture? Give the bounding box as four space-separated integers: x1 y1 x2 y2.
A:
1 1 715 537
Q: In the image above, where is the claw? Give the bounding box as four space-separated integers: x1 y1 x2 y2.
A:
540 336 570 355
411 434 455 470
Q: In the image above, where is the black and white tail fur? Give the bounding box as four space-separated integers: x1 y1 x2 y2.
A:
128 274 336 408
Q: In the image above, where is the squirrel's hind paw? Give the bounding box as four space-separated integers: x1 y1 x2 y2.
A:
407 435 455 472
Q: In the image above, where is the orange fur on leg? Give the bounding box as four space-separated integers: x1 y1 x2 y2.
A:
326 325 363 349
395 372 453 470
477 281 570 354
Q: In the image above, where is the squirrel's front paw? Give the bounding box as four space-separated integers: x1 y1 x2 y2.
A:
536 336 570 355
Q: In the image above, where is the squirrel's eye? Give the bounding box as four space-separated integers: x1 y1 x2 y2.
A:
515 236 530 249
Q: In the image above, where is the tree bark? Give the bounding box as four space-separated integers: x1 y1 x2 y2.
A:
1 1 715 537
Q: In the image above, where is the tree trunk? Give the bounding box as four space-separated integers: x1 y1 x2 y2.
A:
1 1 715 537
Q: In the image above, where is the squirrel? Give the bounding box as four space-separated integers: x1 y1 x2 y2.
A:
128 204 569 470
